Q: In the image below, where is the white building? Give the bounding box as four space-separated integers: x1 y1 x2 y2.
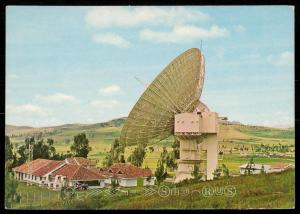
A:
13 159 66 187
240 163 271 175
51 164 106 189
12 157 104 190
240 162 293 175
269 162 294 173
97 163 155 187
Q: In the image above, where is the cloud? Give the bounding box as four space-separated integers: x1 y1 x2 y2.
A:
7 104 48 116
90 99 119 108
92 33 130 48
35 93 77 103
85 6 210 28
233 25 246 33
140 25 229 43
98 84 122 95
267 51 294 66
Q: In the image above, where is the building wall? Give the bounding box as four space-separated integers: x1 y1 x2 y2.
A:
240 168 264 175
105 177 112 184
201 134 218 180
119 178 137 187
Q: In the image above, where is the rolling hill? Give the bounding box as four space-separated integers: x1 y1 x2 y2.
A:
5 118 295 173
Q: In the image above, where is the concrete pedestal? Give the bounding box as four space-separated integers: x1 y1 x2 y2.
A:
174 134 218 183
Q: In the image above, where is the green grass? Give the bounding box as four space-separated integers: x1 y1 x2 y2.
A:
102 170 295 209
11 170 295 209
6 121 295 209
12 182 61 209
239 128 295 139
219 153 294 174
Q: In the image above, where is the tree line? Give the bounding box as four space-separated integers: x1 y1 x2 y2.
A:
5 132 92 172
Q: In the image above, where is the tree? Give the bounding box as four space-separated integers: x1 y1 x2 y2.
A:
221 164 230 178
119 155 125 163
5 169 20 208
213 167 222 179
5 136 18 171
148 146 154 153
165 152 178 172
110 178 119 194
172 139 180 159
261 164 265 174
103 153 113 167
103 138 125 167
154 159 167 186
127 143 146 167
16 145 27 166
70 133 91 158
191 164 203 180
5 136 13 162
33 138 52 159
245 157 255 175
111 138 125 163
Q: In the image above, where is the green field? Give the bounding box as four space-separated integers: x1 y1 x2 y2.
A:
10 170 295 209
5 119 295 209
6 119 295 173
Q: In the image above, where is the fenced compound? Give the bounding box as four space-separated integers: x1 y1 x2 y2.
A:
10 190 61 209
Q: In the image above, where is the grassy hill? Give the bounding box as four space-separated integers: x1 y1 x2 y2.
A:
13 170 295 209
6 118 295 173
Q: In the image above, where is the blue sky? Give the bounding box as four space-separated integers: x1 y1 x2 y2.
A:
6 6 294 128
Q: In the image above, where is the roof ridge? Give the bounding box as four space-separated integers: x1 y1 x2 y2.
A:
74 157 80 165
70 165 81 179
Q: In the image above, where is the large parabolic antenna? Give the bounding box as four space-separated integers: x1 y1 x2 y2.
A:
120 48 219 182
120 48 205 145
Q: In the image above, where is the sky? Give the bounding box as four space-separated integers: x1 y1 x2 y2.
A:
6 6 294 128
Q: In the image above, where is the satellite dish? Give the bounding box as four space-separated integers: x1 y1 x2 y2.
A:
120 48 219 182
120 48 205 146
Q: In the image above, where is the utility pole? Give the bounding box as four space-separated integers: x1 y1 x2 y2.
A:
27 139 34 184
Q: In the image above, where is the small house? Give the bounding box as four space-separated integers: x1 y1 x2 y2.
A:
51 164 106 189
12 159 66 187
98 163 155 187
269 162 293 173
239 163 271 175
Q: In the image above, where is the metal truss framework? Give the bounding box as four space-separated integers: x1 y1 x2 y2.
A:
120 48 205 146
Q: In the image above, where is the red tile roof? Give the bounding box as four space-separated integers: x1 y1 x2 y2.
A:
13 159 64 176
52 164 105 181
271 162 291 169
97 163 152 179
65 157 96 166
34 160 65 176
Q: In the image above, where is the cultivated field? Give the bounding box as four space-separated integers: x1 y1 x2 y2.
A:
6 119 295 173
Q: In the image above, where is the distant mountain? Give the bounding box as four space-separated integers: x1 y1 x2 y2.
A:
5 117 127 136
